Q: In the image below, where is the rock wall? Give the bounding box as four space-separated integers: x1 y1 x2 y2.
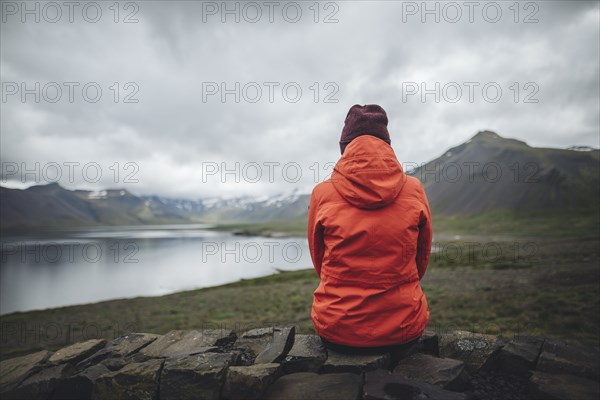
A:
0 326 598 400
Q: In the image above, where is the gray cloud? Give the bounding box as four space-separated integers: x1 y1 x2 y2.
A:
1 0 598 198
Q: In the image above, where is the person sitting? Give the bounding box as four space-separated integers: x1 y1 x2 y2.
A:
307 104 433 363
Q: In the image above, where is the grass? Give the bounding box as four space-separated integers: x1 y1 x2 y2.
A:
431 209 600 238
1 235 598 361
421 238 600 344
207 209 600 239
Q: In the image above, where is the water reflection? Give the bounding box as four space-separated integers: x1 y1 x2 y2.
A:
0 225 310 315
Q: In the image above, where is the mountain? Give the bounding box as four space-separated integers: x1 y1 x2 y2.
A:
1 131 597 230
137 189 310 224
176 189 310 223
408 131 599 215
0 184 310 230
0 183 192 230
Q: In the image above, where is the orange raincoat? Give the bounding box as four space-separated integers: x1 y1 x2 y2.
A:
308 135 432 347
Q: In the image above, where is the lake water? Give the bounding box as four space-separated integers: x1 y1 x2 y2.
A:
0 225 311 315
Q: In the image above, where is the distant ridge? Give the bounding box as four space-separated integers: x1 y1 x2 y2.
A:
1 131 598 229
409 131 600 215
0 184 310 230
0 183 191 230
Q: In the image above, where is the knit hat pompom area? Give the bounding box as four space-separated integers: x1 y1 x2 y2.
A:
339 104 391 154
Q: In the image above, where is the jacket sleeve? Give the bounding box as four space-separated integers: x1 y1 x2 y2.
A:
416 185 433 280
307 189 325 277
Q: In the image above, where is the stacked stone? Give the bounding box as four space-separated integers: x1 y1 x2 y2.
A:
0 327 598 400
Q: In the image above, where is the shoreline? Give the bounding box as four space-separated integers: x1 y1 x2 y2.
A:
0 267 310 318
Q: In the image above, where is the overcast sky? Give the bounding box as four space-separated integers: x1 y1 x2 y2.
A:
1 0 598 198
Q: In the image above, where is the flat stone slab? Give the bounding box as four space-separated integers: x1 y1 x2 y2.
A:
77 333 159 369
234 328 276 363
264 372 362 400
5 363 75 400
140 329 235 358
49 339 107 365
529 371 600 400
243 327 275 337
466 369 530 400
222 363 282 400
438 330 506 372
364 369 469 400
254 326 295 364
100 357 127 371
92 358 164 400
536 339 599 380
415 330 439 356
5 327 597 400
495 336 544 376
160 352 237 400
52 363 111 400
0 350 52 393
394 353 467 390
283 334 327 373
321 350 390 374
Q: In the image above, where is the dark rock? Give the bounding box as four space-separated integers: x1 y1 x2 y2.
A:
264 372 362 400
100 357 127 371
536 339 599 380
140 329 236 358
321 350 390 374
282 334 327 373
49 339 107 366
254 326 295 364
234 327 276 363
129 350 161 364
4 328 597 400
221 363 282 400
495 336 544 377
466 369 529 400
76 333 159 370
438 330 507 373
414 329 439 356
52 363 111 400
91 358 164 400
159 352 236 400
0 350 52 393
394 353 468 390
529 371 600 400
3 363 75 400
363 369 470 400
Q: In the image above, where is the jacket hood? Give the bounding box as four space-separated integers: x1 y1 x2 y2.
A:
331 135 406 209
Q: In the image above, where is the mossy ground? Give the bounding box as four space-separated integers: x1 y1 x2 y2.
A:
209 209 600 239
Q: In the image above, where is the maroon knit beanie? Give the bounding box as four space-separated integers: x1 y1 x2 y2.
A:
339 104 391 154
